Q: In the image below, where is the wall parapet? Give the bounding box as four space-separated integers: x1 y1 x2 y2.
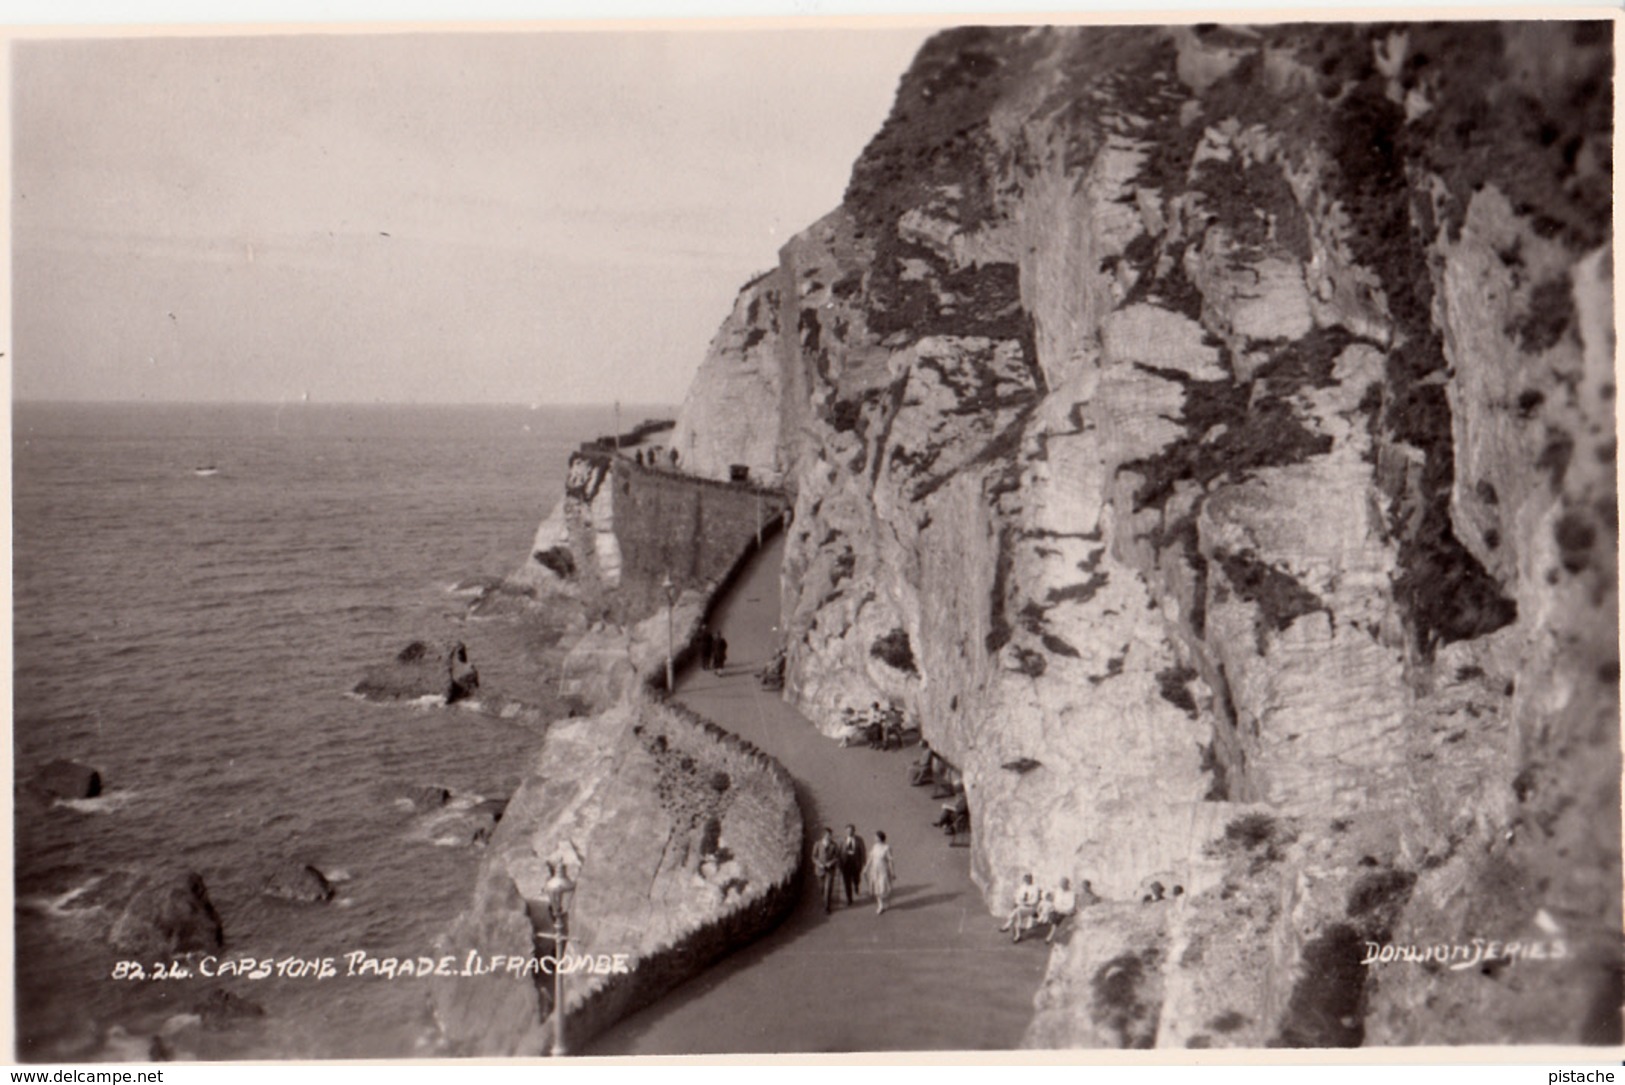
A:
574 446 791 501
579 417 677 453
642 508 791 697
549 696 803 1051
458 485 803 1056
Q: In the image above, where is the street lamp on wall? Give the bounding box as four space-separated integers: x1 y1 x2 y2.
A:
661 572 677 694
543 862 577 1057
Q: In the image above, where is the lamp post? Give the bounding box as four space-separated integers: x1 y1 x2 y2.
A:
543 863 577 1057
661 572 677 693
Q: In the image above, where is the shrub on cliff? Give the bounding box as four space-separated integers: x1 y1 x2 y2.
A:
870 628 918 674
532 546 576 579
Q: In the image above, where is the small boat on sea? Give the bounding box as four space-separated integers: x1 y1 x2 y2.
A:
193 466 220 477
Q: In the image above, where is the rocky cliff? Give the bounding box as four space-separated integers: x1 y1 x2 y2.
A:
676 22 1618 1046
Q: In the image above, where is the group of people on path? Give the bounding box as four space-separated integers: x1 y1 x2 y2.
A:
632 446 680 469
811 825 896 915
837 701 907 750
696 626 729 674
999 871 1098 944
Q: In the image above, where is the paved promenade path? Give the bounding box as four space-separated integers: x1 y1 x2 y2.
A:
587 534 1049 1055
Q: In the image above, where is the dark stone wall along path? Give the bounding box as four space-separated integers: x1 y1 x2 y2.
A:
586 534 1049 1055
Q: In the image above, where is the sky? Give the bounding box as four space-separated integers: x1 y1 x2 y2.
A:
10 26 936 404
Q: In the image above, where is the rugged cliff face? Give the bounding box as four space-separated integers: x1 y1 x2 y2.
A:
676 23 1618 1046
669 271 792 486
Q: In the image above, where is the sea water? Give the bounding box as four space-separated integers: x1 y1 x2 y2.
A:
12 401 638 1061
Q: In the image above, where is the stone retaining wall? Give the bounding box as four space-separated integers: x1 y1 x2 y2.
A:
552 698 803 1050
436 497 803 1056
552 450 790 621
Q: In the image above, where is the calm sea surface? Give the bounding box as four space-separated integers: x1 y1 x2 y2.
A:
12 401 636 1061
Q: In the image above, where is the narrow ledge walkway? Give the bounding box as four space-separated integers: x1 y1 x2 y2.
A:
586 533 1049 1055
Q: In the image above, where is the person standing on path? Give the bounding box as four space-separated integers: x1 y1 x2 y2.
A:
839 825 867 906
713 633 729 674
812 826 840 914
865 830 896 914
697 626 714 674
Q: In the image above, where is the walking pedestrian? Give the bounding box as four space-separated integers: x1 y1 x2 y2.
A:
839 825 867 906
712 633 729 674
865 830 896 914
812 826 840 914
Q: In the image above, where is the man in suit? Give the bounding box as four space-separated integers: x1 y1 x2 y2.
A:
839 824 867 905
812 826 840 913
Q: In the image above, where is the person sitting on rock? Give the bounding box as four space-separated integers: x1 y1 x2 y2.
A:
908 742 936 786
1040 877 1080 945
838 707 864 746
931 786 969 834
1079 878 1101 907
999 873 1043 943
858 702 883 748
759 648 786 690
881 705 905 750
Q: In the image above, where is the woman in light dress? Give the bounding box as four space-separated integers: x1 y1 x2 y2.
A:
865 830 897 914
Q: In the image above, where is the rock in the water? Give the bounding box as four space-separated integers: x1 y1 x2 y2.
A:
353 639 479 704
191 987 266 1030
469 814 498 846
80 870 143 912
471 797 509 823
109 872 224 956
262 863 334 904
446 642 480 704
34 759 103 800
404 785 453 811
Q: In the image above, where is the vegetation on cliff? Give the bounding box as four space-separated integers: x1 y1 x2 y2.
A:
769 21 1615 1049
